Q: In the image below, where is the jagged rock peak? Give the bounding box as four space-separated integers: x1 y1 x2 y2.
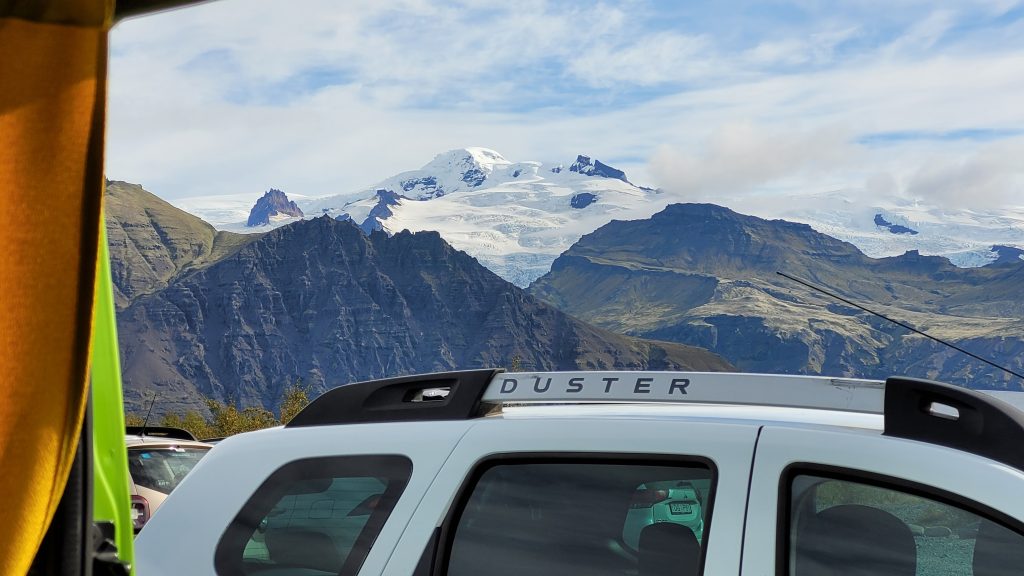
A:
569 154 629 183
989 245 1024 266
570 192 598 209
874 213 918 235
360 189 404 235
375 188 403 205
247 188 304 227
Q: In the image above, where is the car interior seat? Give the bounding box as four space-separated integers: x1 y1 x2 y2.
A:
972 518 1024 576
638 523 701 576
447 498 541 576
794 504 916 576
264 528 342 573
534 481 642 576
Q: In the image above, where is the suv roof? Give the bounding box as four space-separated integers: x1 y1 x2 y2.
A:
125 426 197 440
125 427 212 450
135 369 1024 576
285 369 1024 474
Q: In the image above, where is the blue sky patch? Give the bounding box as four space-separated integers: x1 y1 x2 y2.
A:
859 129 1024 146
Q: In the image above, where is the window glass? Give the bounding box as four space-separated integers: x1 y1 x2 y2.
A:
788 474 1024 576
127 446 209 494
447 460 714 576
215 455 412 576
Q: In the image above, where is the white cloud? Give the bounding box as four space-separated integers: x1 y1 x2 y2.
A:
111 0 714 106
648 123 858 200
566 31 712 87
882 9 957 58
106 0 1024 210
864 172 900 201
745 26 860 67
905 139 1024 208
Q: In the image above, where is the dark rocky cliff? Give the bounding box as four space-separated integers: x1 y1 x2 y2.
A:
115 215 732 415
569 155 629 182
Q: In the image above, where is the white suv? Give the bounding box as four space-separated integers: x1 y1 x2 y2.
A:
624 480 705 549
125 427 213 532
136 370 1024 576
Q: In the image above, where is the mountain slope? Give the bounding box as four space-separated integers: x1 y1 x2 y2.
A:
105 180 256 307
530 203 1024 389
115 216 732 415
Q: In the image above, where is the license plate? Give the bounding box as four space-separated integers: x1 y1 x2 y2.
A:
669 503 692 515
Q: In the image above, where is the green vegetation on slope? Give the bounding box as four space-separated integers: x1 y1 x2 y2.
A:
125 384 310 440
105 180 257 307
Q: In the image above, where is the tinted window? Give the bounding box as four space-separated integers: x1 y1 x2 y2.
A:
215 455 412 576
788 474 1024 576
447 460 714 576
127 446 209 494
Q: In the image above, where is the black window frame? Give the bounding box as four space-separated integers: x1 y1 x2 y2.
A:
214 454 413 576
435 452 719 576
775 462 1024 576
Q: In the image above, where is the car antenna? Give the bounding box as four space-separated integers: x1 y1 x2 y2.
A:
777 271 1024 382
140 394 158 437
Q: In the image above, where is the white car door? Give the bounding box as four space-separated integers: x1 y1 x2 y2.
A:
380 414 760 576
742 423 1024 576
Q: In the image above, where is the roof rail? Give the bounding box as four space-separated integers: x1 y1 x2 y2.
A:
287 370 885 428
884 377 1024 472
483 371 886 413
286 369 503 428
282 369 1024 473
125 426 196 441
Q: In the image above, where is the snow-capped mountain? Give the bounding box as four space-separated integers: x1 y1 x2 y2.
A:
172 147 1024 286
186 148 672 286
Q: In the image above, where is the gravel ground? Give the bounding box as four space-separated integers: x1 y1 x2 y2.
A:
818 499 981 576
914 536 975 576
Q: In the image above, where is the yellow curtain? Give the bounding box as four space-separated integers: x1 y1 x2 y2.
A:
0 1 112 573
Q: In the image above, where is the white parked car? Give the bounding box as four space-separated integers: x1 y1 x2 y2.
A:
624 479 706 549
136 369 1024 576
125 427 213 532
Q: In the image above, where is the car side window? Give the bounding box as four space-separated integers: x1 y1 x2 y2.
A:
127 446 209 494
787 473 1024 576
446 459 714 576
215 455 412 576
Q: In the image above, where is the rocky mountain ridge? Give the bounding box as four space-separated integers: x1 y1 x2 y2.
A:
107 183 731 415
529 203 1024 390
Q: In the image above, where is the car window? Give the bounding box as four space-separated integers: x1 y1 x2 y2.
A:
215 455 412 576
788 473 1024 576
127 446 209 494
447 459 714 576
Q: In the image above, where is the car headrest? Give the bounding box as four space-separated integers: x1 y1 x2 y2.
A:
795 504 916 576
972 519 1024 576
638 523 701 576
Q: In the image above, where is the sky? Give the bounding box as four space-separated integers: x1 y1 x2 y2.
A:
108 0 1024 208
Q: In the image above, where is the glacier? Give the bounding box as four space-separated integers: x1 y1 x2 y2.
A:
171 148 1024 287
